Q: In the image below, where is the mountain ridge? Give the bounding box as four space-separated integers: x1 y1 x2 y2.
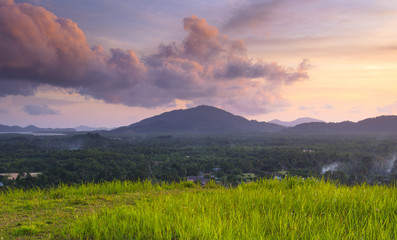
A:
74 125 112 132
3 107 397 135
284 115 397 134
0 124 75 133
270 117 324 127
111 105 285 134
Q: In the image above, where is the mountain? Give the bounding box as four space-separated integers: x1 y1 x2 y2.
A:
74 125 112 132
4 111 397 136
110 105 285 134
0 124 75 133
285 115 397 134
270 117 324 127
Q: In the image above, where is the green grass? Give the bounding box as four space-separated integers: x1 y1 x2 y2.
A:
1 179 396 239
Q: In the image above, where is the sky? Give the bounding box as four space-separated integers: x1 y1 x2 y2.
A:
1 0 397 128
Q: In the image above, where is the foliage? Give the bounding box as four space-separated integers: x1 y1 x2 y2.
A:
1 179 396 239
1 133 397 188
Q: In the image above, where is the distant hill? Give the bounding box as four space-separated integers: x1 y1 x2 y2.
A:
110 105 285 134
74 125 112 132
284 115 397 134
270 117 324 127
0 124 75 133
4 111 397 136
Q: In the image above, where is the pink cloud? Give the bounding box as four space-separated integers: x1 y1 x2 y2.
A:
0 1 310 114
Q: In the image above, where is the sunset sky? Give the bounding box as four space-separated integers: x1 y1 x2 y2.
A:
1 0 397 128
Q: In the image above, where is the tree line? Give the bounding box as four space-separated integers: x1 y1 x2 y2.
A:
1 133 397 188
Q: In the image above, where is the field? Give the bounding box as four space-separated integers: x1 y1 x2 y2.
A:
1 178 396 239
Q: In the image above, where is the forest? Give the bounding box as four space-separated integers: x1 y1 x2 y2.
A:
1 132 397 188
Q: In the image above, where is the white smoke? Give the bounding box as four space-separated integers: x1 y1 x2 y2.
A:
385 154 396 173
321 162 340 174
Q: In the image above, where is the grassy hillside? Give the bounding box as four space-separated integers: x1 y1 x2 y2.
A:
0 179 396 239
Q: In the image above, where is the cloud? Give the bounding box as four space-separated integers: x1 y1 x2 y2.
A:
221 0 395 37
0 0 146 99
222 0 283 33
221 0 323 34
0 1 310 115
0 96 11 114
323 104 334 109
377 102 397 114
299 106 312 111
299 105 318 115
23 104 59 115
349 106 361 114
298 104 336 116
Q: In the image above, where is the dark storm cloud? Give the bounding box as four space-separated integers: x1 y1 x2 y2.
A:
0 0 310 114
